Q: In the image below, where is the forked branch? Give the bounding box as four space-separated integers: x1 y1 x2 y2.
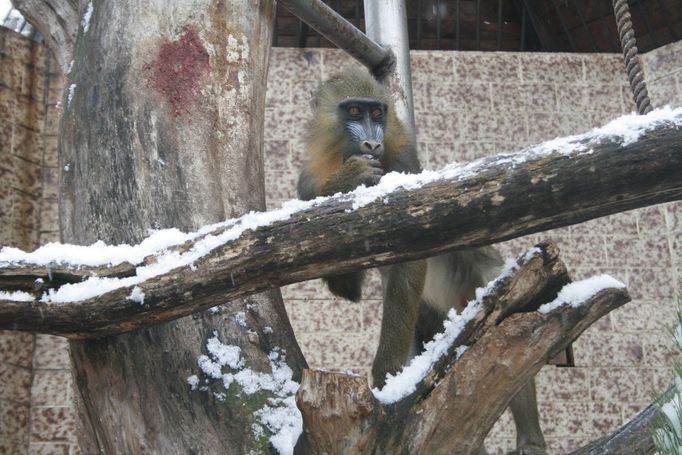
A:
296 242 631 453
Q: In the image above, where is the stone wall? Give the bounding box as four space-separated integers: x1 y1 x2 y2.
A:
1 23 680 454
0 27 75 455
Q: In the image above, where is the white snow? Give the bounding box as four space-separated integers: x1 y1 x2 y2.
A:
537 275 626 314
187 375 199 390
234 311 248 328
81 2 93 33
127 286 145 305
67 84 76 107
190 333 302 454
0 290 35 302
1 107 680 306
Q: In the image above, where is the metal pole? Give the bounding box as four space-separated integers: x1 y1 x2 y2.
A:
364 0 417 145
279 0 395 78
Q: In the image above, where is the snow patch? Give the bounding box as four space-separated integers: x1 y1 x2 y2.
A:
67 84 76 107
127 286 144 305
190 334 302 454
81 2 93 33
0 290 35 302
537 275 626 314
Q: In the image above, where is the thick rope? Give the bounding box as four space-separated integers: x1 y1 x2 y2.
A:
613 0 653 115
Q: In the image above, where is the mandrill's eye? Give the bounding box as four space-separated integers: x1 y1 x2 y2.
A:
371 108 383 119
347 105 361 116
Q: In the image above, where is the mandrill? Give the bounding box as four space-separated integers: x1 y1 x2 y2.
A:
297 67 546 455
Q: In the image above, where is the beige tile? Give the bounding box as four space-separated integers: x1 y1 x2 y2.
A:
0 363 31 403
648 74 680 107
415 112 459 142
28 443 71 455
584 54 629 85
290 79 319 108
0 331 34 368
263 140 292 172
491 82 556 113
643 332 680 368
263 168 298 204
636 205 668 235
570 212 638 237
642 41 682 79
0 437 29 455
460 110 527 143
31 371 72 407
33 335 70 370
538 401 621 440
269 48 322 83
0 399 29 442
29 407 76 443
573 331 644 367
519 54 584 84
535 365 590 403
263 106 308 141
297 331 377 370
286 299 362 334
411 51 455 83
609 299 676 333
627 267 677 301
454 52 521 83
604 235 672 269
664 201 682 233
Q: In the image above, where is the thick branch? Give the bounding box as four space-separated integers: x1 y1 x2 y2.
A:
0 118 680 337
13 0 79 72
295 243 631 454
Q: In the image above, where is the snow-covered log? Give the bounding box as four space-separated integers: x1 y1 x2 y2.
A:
0 109 680 337
296 242 630 453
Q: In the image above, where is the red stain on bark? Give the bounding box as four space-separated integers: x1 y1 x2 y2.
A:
146 25 210 116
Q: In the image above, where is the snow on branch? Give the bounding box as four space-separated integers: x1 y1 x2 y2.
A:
0 108 680 337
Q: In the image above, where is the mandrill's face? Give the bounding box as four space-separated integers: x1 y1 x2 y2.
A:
337 97 388 162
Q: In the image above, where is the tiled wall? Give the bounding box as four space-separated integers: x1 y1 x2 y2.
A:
0 27 74 455
1 23 681 454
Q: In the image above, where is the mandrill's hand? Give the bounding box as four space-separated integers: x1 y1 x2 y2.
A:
320 155 384 196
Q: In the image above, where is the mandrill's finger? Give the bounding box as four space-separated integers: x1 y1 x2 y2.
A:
366 159 383 169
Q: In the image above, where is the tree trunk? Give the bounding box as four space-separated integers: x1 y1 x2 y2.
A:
57 1 305 452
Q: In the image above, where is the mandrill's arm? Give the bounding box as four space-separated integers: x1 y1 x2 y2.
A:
297 155 384 302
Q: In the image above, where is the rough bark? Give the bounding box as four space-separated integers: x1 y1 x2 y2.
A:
1 122 680 336
36 1 306 453
296 243 631 454
12 0 79 72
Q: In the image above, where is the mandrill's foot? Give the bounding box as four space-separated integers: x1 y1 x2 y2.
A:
506 446 547 455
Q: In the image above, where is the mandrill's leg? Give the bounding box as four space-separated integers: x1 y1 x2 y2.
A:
508 377 547 455
371 260 426 388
